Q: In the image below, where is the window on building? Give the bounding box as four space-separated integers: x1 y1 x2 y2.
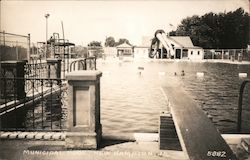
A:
191 51 193 55
183 49 188 57
198 51 200 55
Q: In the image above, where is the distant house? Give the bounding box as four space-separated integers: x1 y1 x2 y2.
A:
103 43 134 58
116 42 133 57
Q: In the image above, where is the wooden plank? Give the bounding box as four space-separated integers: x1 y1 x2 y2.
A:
162 86 237 160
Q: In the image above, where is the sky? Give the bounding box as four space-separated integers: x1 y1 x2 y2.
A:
0 0 249 46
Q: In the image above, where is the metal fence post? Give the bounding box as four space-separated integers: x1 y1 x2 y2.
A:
1 60 27 100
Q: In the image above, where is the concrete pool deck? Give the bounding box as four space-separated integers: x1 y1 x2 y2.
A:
1 133 250 160
0 138 188 160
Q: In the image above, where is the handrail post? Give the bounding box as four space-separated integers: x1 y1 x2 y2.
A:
237 80 249 133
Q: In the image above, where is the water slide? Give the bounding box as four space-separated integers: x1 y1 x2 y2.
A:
149 30 175 58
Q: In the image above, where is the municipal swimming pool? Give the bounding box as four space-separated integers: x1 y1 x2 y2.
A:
98 60 250 134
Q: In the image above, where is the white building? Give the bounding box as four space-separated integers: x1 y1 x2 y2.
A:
169 36 204 60
140 36 204 60
103 36 204 60
133 46 149 59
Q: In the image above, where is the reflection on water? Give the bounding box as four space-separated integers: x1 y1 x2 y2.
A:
98 60 250 134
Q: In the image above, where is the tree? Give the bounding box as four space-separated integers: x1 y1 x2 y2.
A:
87 41 102 47
169 30 176 36
115 38 131 46
104 36 116 47
74 45 88 58
87 41 103 58
219 8 249 49
173 7 249 49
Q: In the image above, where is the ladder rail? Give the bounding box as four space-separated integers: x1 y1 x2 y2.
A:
237 80 250 132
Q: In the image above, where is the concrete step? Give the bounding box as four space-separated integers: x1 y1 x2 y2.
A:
159 112 181 151
241 138 250 153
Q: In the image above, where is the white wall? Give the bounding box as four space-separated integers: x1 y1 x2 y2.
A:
134 47 149 59
188 48 204 60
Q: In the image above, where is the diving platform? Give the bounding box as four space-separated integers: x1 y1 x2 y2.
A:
161 86 237 160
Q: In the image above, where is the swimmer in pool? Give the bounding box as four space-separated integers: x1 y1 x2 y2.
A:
181 70 185 76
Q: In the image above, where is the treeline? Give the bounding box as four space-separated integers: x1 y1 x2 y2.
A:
170 8 249 49
104 37 131 47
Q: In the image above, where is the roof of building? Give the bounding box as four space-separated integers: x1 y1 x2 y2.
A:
186 46 203 49
140 35 202 49
169 36 194 48
134 46 150 48
116 42 133 48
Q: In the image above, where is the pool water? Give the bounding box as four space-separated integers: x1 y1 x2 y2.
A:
98 60 250 134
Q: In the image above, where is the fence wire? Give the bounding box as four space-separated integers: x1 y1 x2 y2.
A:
0 31 30 61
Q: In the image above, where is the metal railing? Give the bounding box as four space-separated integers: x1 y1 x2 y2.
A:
69 57 96 72
69 59 86 71
237 80 250 132
0 57 96 131
0 31 30 61
25 62 48 79
204 49 250 61
0 77 67 131
0 54 98 131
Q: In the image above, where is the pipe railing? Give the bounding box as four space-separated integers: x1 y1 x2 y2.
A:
237 80 250 132
69 57 96 72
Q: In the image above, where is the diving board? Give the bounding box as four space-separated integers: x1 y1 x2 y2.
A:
162 86 237 160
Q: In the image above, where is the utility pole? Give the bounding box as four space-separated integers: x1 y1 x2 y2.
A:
16 41 19 60
45 13 50 60
27 34 30 62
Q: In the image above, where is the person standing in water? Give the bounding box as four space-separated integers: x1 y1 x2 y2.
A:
181 70 185 76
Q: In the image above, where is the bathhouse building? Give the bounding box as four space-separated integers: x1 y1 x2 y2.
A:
168 36 204 60
102 36 204 60
140 36 204 60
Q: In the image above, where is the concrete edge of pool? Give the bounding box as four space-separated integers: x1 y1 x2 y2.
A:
1 131 250 142
0 132 249 160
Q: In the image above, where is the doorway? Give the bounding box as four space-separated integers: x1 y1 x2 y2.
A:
175 49 181 59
